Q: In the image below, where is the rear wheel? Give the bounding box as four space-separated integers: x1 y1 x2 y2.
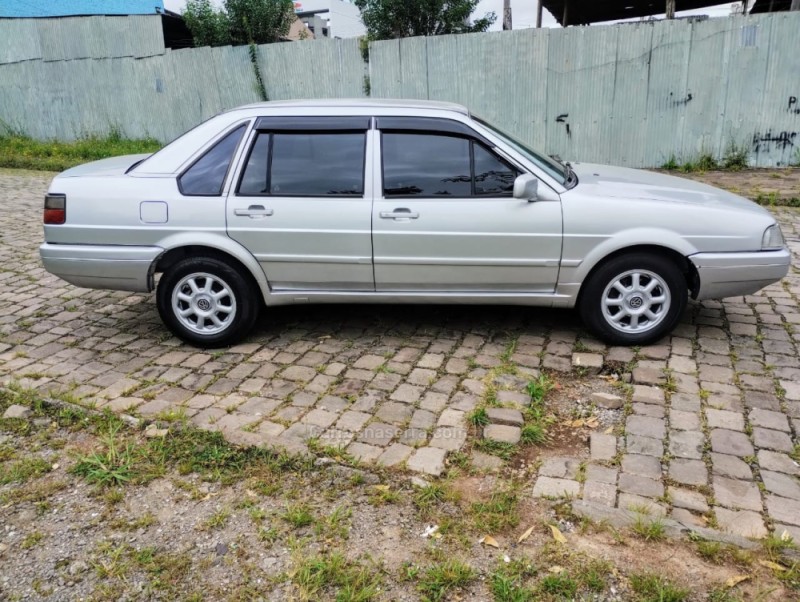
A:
156 256 259 347
579 253 687 346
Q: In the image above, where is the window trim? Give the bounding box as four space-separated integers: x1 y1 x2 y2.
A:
380 131 520 200
235 130 368 199
177 122 248 197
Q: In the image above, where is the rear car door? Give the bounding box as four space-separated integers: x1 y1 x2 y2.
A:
227 116 373 291
372 118 563 292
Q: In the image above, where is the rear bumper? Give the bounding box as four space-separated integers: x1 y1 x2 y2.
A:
689 249 791 300
40 243 163 293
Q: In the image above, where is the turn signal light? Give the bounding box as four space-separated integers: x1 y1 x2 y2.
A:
44 194 66 225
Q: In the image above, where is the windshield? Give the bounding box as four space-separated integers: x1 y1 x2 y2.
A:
473 116 566 184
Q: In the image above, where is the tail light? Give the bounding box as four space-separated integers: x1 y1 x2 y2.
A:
44 194 66 224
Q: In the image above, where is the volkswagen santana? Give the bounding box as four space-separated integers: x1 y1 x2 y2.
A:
40 99 790 347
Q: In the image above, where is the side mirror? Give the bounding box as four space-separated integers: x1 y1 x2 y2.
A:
513 174 539 202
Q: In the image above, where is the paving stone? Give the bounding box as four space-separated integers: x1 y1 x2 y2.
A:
632 385 665 405
668 430 705 460
419 392 449 413
572 352 603 374
486 408 524 426
715 508 768 539
618 473 664 498
590 432 617 461
753 428 794 453
586 464 618 484
671 508 705 527
417 353 444 369
626 415 665 439
136 399 173 417
710 429 754 457
626 435 663 457
761 470 800 500
669 459 708 486
375 402 413 425
670 394 701 412
258 421 286 438
471 451 504 472
617 493 667 517
430 426 468 451
711 453 753 479
437 408 465 427
346 442 384 464
757 450 799 475
2 404 31 419
483 424 521 445
406 447 447 476
389 384 424 404
539 457 581 479
669 487 709 513
300 408 339 429
335 411 372 432
376 443 414 467
632 366 666 385
713 476 763 512
621 454 662 479
358 422 399 447
705 409 745 432
633 403 665 418
237 397 281 417
496 390 531 407
583 481 617 506
409 409 436 430
590 392 624 409
669 410 701 431
532 476 581 498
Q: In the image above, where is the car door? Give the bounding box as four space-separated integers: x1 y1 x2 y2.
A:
227 116 374 291
372 118 563 292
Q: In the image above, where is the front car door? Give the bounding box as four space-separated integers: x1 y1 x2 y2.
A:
372 117 563 292
227 116 374 291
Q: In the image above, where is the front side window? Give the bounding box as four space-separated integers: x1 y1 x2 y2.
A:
382 133 519 197
178 124 246 196
238 132 366 197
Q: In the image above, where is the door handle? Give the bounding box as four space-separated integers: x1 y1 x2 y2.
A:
380 208 419 220
234 205 274 218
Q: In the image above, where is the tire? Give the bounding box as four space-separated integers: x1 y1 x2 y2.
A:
156 256 259 348
578 252 688 346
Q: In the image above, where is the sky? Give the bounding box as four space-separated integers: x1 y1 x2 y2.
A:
163 0 739 28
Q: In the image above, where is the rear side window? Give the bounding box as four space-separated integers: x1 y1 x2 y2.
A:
238 132 366 197
179 124 246 196
382 133 519 197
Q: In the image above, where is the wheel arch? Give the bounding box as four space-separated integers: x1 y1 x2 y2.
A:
150 234 269 302
575 244 700 307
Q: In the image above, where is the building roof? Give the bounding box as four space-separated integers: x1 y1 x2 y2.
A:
0 0 164 18
750 0 793 13
539 0 727 25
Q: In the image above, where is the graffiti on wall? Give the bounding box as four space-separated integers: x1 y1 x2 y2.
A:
752 130 797 154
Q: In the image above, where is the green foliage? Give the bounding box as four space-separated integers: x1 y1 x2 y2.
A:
71 423 134 487
291 551 383 601
354 0 495 41
721 143 749 170
468 407 490 427
183 0 295 47
629 573 689 602
0 133 161 172
417 559 475 601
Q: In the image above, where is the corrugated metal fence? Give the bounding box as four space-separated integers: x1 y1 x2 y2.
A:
1 13 798 167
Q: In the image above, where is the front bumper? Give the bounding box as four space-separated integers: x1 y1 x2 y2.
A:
689 248 791 300
40 243 163 293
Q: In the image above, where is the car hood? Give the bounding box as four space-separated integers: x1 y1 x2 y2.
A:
570 162 769 215
56 154 153 178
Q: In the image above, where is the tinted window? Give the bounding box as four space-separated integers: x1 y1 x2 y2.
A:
270 133 365 196
238 133 270 195
382 134 471 197
473 144 518 196
179 124 246 196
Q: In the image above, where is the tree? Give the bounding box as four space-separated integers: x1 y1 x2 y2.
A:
183 0 295 47
353 0 496 40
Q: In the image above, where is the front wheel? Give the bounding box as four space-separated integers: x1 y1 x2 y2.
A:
156 256 259 347
578 253 688 346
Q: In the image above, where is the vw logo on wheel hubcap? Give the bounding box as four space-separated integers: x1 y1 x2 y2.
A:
629 296 644 309
196 298 212 311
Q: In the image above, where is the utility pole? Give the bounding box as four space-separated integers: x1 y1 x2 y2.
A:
666 0 676 19
503 0 512 30
536 0 543 28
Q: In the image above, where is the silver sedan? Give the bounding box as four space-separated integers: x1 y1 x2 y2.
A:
40 99 790 347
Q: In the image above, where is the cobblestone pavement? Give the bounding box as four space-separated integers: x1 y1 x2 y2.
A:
1 169 799 541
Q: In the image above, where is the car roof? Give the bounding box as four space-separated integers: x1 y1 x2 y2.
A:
232 98 470 116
